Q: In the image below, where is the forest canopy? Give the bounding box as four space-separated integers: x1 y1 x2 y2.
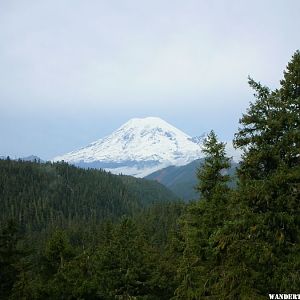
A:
0 50 299 299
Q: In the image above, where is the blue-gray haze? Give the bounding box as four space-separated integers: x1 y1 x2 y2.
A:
0 0 299 159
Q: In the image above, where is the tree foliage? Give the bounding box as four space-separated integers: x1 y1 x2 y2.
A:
0 50 299 299
196 130 231 199
176 131 232 299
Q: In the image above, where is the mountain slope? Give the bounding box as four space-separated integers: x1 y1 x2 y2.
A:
146 159 238 201
0 158 178 232
53 117 205 177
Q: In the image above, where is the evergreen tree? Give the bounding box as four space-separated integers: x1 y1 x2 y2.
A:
196 130 231 199
211 50 300 297
43 229 74 276
96 218 153 298
235 50 300 181
176 131 232 299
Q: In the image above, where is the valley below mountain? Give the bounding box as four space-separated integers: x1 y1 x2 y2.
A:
146 158 238 201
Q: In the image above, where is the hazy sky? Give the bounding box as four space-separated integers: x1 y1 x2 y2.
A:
1 0 299 159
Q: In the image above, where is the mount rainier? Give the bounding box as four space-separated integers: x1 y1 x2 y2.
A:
53 117 238 177
53 117 205 176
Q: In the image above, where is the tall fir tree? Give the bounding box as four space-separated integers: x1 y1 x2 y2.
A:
176 131 232 299
196 130 231 199
210 50 300 298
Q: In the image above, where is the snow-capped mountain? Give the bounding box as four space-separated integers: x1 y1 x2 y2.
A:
53 117 206 177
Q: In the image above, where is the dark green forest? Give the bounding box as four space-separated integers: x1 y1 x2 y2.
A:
1 51 299 299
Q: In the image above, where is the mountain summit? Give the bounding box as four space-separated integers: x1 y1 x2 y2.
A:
53 117 205 177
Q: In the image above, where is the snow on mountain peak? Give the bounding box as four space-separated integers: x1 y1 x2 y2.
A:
117 117 189 138
53 117 205 177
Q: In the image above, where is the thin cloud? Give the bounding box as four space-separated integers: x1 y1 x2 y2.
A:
0 0 299 158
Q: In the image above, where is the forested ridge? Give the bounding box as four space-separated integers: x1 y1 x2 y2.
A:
0 159 177 232
0 51 299 299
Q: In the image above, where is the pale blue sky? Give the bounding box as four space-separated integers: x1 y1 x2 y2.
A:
1 0 299 159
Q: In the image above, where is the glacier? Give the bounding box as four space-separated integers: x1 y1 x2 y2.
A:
53 117 240 177
53 117 207 177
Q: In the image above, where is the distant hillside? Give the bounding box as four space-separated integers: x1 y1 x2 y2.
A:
146 159 238 201
20 155 45 162
0 158 177 233
119 175 178 206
